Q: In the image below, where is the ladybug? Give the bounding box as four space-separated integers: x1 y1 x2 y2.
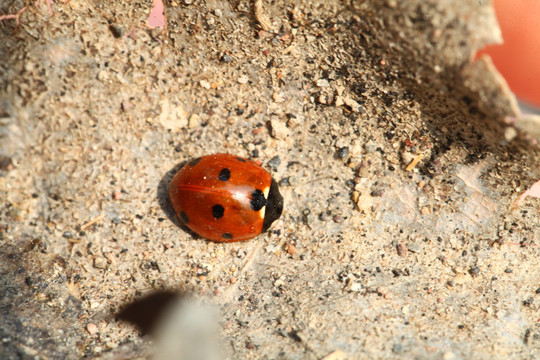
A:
168 154 284 242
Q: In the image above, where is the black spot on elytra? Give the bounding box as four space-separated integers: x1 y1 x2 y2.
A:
212 204 224 219
219 168 231 181
189 157 201 166
179 211 189 224
222 233 233 240
250 189 266 211
235 157 247 162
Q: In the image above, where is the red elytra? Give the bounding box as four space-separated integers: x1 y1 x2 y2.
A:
168 154 284 242
476 0 540 107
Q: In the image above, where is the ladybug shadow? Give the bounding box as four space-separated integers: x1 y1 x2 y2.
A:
116 290 185 335
157 161 202 241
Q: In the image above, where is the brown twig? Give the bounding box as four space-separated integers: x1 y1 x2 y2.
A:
80 214 106 231
252 0 274 32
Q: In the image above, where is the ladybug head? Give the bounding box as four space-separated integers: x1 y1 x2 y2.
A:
262 179 284 233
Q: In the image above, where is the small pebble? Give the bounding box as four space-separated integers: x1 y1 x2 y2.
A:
121 100 131 111
287 176 298 186
396 243 408 256
351 191 359 203
200 80 211 89
316 79 330 87
267 155 281 168
319 212 328 221
401 305 410 315
469 266 480 276
302 211 315 225
407 243 421 253
285 243 297 255
269 120 289 139
94 257 108 269
86 323 98 335
0 155 13 171
317 94 329 104
358 164 369 178
443 352 456 360
188 113 200 128
504 126 517 142
333 215 345 223
321 350 347 360
349 282 362 292
392 343 403 353
523 297 534 307
108 24 124 38
220 54 232 63
290 330 306 343
371 189 384 197
337 147 349 159
343 97 363 112
364 142 378 153
453 273 469 285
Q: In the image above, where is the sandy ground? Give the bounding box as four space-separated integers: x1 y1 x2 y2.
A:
1 0 539 359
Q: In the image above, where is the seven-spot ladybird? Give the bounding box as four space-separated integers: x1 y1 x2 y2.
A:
168 154 284 242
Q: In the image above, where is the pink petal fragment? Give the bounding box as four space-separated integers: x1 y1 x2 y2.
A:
0 5 27 25
147 0 165 29
515 179 540 206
